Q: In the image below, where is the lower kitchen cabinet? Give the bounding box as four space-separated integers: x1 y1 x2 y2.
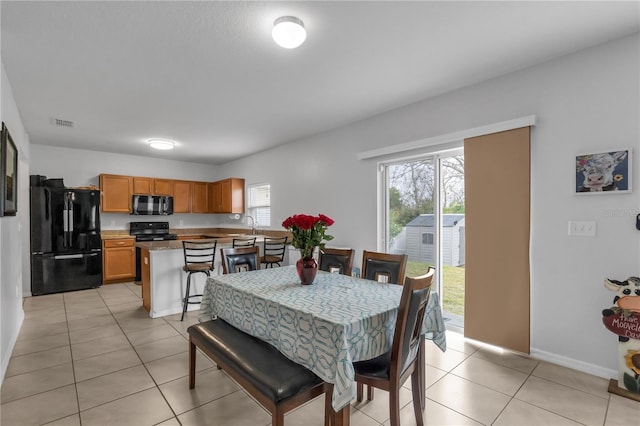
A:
103 238 136 283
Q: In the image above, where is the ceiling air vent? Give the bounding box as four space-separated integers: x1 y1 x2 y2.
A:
51 118 75 128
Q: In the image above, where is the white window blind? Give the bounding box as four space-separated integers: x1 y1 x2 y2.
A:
248 184 271 227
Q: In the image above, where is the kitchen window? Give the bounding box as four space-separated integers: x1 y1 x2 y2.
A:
247 183 271 227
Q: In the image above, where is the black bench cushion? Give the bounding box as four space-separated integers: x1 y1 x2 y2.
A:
188 319 323 403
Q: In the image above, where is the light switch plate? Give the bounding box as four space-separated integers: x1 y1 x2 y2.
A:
568 221 596 236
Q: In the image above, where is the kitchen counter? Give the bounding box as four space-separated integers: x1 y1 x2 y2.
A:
100 232 134 240
136 235 271 251
137 235 289 318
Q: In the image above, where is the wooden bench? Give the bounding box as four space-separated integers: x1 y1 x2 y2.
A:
188 319 331 426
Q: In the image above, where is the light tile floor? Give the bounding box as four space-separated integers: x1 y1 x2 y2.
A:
2 282 639 425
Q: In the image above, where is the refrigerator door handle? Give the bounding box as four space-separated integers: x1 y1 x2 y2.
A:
69 204 74 234
54 254 84 260
44 188 50 221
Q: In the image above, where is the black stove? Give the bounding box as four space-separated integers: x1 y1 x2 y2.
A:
130 221 178 242
130 222 177 281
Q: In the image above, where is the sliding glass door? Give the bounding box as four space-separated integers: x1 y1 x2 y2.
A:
381 149 465 328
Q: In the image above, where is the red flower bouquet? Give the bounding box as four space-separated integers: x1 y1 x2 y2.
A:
282 214 334 259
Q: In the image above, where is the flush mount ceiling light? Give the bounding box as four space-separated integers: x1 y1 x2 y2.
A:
148 139 175 150
272 16 306 49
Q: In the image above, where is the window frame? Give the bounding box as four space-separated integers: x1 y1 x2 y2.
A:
246 183 271 228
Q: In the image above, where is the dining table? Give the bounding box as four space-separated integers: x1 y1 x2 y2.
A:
198 265 446 424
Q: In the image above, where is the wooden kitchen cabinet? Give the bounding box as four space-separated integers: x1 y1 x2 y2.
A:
100 174 132 213
133 177 173 196
209 178 245 214
208 181 221 213
133 177 153 194
192 181 209 213
173 180 192 213
153 178 173 196
103 238 136 283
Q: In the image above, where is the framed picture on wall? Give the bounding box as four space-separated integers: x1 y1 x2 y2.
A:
575 149 631 194
1 122 18 216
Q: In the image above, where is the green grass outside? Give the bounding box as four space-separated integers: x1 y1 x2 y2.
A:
406 261 465 316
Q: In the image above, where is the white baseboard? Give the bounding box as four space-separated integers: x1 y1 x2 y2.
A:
150 304 200 319
530 347 617 380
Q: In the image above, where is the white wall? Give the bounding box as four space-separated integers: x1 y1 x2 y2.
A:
216 34 640 378
0 62 29 383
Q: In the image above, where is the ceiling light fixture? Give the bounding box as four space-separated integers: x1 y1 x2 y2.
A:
272 16 306 49
148 139 175 150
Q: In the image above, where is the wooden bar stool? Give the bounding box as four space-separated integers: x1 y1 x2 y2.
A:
181 239 217 321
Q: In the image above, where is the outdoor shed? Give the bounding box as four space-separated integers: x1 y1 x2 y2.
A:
405 214 465 266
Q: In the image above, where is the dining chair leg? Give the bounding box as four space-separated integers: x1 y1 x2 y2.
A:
272 408 284 426
356 382 363 402
324 384 332 426
189 340 196 389
411 368 425 426
181 273 192 321
367 385 374 401
389 388 401 426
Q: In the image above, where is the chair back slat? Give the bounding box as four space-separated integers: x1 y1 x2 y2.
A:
221 246 260 274
361 251 408 284
318 247 355 276
183 240 217 271
261 237 288 268
232 237 257 248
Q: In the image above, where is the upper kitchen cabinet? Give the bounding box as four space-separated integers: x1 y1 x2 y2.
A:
100 174 132 213
191 181 209 213
173 180 192 213
133 177 173 196
133 177 153 194
153 179 173 196
210 178 245 214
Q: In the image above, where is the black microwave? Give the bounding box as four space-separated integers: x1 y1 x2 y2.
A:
131 195 173 215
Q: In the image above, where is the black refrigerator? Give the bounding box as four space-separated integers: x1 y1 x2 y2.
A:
30 187 102 295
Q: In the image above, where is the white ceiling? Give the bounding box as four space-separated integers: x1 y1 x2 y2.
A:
2 1 639 165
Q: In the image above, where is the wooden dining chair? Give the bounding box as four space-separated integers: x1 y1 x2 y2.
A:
260 237 288 268
181 240 217 321
318 247 355 276
232 236 257 248
221 246 260 274
354 268 435 426
361 251 408 284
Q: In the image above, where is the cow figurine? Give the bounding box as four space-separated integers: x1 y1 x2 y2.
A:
603 277 640 343
602 277 640 396
576 151 627 192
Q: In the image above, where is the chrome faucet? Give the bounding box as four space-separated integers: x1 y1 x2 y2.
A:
245 215 257 235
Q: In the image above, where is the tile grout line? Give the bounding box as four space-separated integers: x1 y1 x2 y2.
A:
99 283 182 425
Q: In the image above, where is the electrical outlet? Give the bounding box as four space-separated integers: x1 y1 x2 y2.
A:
568 221 596 237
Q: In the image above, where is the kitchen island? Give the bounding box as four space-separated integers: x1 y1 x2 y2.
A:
136 235 288 318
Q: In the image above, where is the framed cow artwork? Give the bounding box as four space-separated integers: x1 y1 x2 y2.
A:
575 149 631 194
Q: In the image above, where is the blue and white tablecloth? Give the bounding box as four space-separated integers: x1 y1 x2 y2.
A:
199 266 446 411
